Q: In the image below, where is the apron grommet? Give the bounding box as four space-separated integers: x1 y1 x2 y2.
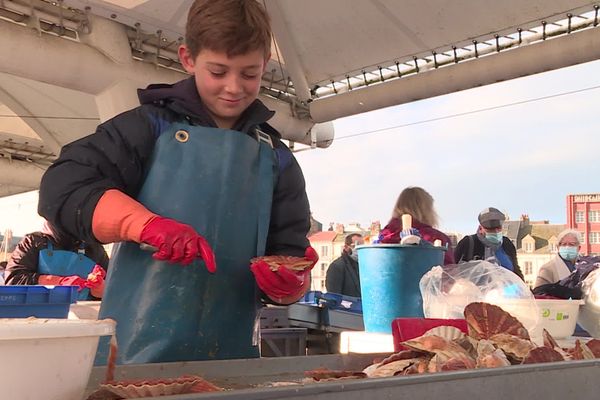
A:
175 130 189 143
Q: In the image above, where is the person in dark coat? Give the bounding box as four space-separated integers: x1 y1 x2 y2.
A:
454 207 524 280
36 0 316 364
326 233 363 297
5 221 109 299
0 261 7 284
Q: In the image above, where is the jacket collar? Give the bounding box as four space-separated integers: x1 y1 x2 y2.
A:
138 76 275 134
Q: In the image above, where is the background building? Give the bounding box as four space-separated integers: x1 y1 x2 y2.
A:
307 230 337 292
0 229 19 263
513 216 565 288
567 193 600 255
307 222 375 292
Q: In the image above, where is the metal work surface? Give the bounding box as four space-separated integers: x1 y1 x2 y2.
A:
87 353 600 400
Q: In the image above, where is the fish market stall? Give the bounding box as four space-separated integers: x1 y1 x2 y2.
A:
85 353 600 400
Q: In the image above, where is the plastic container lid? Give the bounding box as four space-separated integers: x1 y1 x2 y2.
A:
0 318 115 340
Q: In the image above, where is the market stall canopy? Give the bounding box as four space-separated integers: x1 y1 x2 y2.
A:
1 0 599 197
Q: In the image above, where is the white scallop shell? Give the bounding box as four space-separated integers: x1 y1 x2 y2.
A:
422 325 465 341
101 381 196 398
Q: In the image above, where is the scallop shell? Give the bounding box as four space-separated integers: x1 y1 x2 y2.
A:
99 376 222 398
521 347 564 364
250 255 313 271
423 325 466 342
584 338 600 358
464 302 530 340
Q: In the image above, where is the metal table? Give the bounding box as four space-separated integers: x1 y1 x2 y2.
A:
260 304 364 356
86 353 600 400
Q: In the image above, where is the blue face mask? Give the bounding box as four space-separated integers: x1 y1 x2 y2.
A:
485 232 503 244
559 246 578 260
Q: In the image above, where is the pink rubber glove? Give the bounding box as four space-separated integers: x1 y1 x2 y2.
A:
251 247 318 301
60 275 88 291
39 275 88 292
83 265 106 298
84 265 106 289
140 217 216 271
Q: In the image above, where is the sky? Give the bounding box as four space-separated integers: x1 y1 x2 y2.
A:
1 59 600 237
294 59 600 235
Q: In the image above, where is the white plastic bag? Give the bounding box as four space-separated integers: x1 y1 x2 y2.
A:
420 260 539 339
578 268 600 338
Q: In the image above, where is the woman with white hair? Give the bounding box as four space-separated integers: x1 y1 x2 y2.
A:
534 229 582 288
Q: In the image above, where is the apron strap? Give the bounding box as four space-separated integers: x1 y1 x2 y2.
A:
255 129 274 257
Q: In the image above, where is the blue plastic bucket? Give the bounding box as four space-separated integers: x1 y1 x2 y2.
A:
356 244 444 333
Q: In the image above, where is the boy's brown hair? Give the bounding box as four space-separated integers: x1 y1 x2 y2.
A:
185 0 272 59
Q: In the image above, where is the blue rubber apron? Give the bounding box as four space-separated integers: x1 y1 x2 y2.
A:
96 123 275 365
38 242 96 300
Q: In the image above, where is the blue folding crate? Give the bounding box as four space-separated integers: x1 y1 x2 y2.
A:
301 291 362 313
0 285 78 318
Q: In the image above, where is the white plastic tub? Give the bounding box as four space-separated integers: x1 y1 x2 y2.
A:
0 318 115 400
536 299 584 338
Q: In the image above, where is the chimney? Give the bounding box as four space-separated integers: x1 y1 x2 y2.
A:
335 223 345 234
370 220 381 235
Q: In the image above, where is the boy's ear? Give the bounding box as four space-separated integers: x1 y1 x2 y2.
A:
178 45 196 74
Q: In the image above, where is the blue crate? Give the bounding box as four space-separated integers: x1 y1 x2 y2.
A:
0 285 78 318
300 291 362 313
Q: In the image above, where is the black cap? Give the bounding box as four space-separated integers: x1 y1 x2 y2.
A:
478 207 505 229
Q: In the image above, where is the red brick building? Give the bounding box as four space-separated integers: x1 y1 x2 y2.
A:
566 193 600 255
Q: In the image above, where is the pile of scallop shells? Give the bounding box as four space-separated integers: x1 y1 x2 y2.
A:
306 302 600 381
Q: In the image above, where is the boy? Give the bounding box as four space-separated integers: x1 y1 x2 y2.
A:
38 0 316 364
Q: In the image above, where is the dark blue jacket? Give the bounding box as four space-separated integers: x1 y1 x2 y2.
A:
38 77 310 257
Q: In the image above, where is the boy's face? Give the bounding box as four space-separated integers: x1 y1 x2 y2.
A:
179 46 268 129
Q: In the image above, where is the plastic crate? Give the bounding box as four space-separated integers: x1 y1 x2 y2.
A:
392 318 468 352
0 285 78 318
301 291 362 313
260 327 307 357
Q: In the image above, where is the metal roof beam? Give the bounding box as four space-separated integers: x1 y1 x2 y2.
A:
0 86 62 154
264 0 312 102
0 158 45 188
309 27 600 122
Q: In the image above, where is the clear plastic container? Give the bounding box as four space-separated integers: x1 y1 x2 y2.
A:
0 318 115 400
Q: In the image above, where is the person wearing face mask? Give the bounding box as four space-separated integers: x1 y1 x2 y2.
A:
454 207 524 280
534 229 582 288
325 233 364 297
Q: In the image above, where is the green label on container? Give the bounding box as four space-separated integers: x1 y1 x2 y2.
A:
541 309 550 318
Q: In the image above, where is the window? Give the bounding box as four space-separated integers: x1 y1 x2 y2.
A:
320 246 328 257
581 232 586 244
524 261 533 275
549 243 557 252
575 211 585 223
524 242 534 253
320 264 326 274
589 211 600 223
525 280 533 288
320 279 325 290
590 232 600 244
